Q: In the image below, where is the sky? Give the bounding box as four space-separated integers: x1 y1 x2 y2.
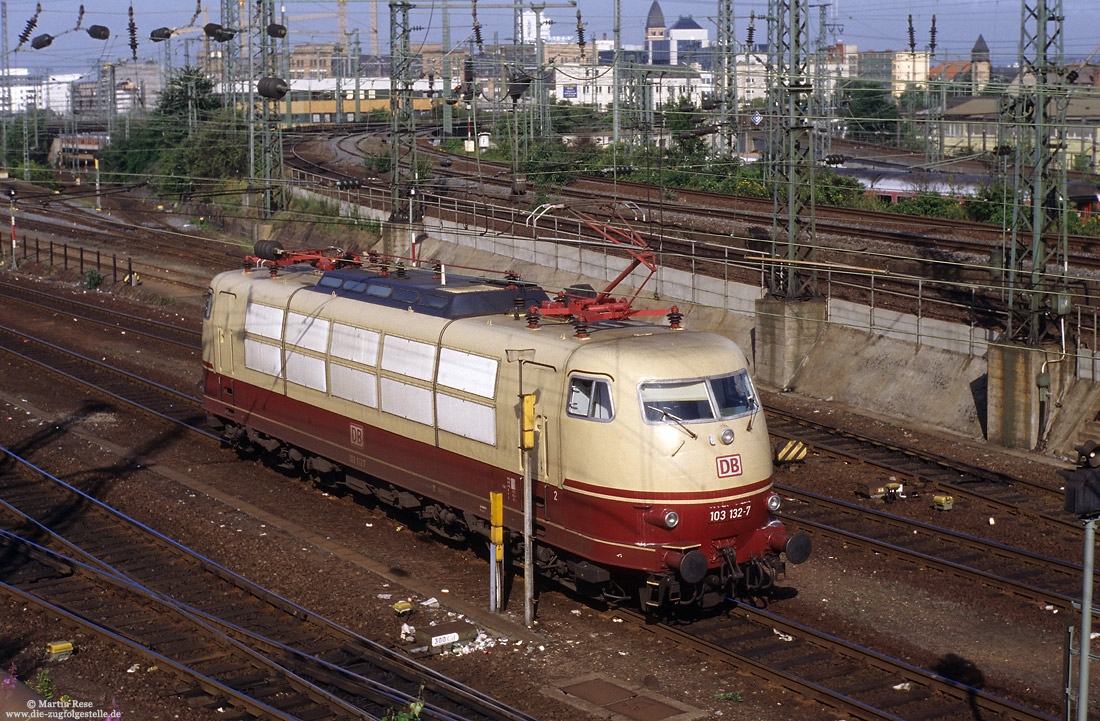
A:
3 0 1097 76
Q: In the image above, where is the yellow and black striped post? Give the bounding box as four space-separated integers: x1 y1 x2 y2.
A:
775 439 809 464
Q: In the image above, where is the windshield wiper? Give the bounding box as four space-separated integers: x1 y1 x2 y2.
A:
646 405 699 440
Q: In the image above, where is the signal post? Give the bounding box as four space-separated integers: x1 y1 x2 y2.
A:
1062 441 1100 720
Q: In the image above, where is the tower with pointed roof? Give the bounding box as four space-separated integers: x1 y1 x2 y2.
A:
971 35 991 94
646 1 668 64
646 1 665 41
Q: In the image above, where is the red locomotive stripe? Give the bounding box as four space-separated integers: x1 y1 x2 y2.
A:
203 371 781 572
562 476 773 502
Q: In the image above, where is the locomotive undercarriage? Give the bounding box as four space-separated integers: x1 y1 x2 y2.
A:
215 417 774 611
641 552 784 610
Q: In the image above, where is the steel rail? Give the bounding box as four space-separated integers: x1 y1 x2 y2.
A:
0 447 538 721
777 495 1094 617
0 279 202 348
612 606 1057 721
0 322 212 433
0 532 373 721
766 407 1078 539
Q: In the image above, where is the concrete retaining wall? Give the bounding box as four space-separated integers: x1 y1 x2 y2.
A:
287 184 1096 457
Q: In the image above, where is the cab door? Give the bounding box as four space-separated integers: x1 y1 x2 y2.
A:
212 290 238 376
523 363 560 525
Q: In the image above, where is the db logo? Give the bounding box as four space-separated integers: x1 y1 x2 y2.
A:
716 454 742 478
349 423 364 448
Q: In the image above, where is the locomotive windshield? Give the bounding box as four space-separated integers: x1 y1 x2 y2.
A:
640 370 758 423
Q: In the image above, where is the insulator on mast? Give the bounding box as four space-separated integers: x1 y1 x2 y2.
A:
128 5 139 60
17 3 41 48
576 9 586 55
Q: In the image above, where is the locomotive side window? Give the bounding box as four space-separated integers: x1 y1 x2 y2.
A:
243 303 286 378
330 324 381 408
330 324 380 365
438 348 498 398
567 377 613 421
640 380 714 422
284 312 330 353
244 303 284 339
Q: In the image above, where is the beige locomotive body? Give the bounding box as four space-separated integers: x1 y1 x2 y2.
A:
202 259 808 608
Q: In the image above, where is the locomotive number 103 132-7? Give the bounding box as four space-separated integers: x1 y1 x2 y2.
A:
708 501 751 523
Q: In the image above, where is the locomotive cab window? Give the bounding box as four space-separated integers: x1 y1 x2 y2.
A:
640 370 758 424
640 380 714 422
567 377 613 421
709 370 758 418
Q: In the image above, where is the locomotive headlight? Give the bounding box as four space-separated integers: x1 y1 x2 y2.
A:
766 493 782 512
643 508 681 529
720 428 735 445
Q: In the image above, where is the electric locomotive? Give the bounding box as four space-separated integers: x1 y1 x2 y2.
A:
201 231 810 610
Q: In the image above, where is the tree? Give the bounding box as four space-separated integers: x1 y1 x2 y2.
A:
663 97 707 160
840 79 898 142
155 66 220 122
100 66 246 193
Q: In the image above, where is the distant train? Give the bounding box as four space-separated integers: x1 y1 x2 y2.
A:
200 239 810 611
834 166 1100 214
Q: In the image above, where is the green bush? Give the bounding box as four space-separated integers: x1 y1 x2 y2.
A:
384 697 424 719
365 152 391 174
29 669 55 701
887 192 968 220
84 268 103 289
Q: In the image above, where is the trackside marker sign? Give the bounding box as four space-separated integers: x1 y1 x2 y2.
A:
716 455 743 478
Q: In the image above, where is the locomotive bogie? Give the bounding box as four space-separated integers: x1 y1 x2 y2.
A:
201 259 809 609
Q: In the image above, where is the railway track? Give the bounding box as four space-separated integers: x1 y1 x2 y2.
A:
777 487 1095 616
0 448 536 721
11 196 242 270
0 322 207 429
613 605 1057 721
0 279 202 348
766 406 1078 537
1 183 245 301
398 136 1100 277
282 155 1011 332
10 231 219 296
